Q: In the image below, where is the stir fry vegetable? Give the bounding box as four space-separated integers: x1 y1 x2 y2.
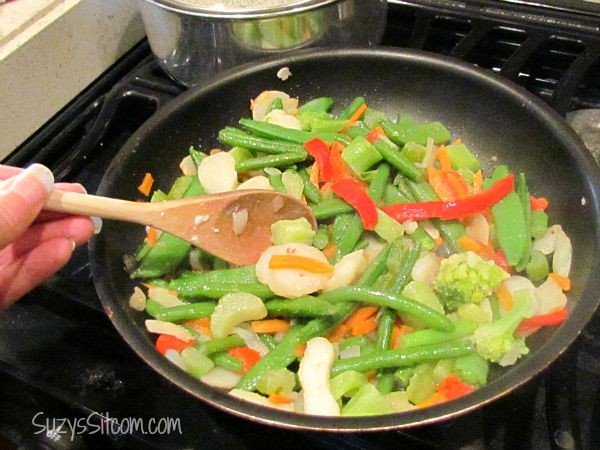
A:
128 91 573 417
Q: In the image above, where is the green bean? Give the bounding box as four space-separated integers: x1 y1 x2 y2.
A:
239 118 342 145
319 287 454 332
144 299 163 319
189 147 206 166
372 138 422 182
268 173 287 192
338 97 365 120
401 319 477 348
347 121 370 139
211 352 244 372
298 96 334 113
168 265 273 299
406 179 466 252
515 172 532 269
258 333 277 350
356 242 393 287
332 213 364 263
297 168 321 204
198 335 245 354
383 183 410 207
218 128 305 155
368 163 391 204
152 302 216 322
331 341 474 376
390 239 421 294
264 297 338 316
376 308 396 350
376 372 396 394
312 224 330 250
310 198 353 219
235 152 307 173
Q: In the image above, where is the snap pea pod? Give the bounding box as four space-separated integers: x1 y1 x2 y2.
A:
331 341 474 376
239 118 343 145
372 137 422 182
218 127 306 155
338 97 365 120
319 287 454 332
297 168 321 204
298 96 334 113
197 335 245 354
258 333 277 350
380 120 451 146
132 177 204 279
268 173 287 192
236 152 307 173
401 319 477 348
144 299 164 319
189 147 206 167
383 184 410 206
310 198 354 219
332 213 364 263
368 163 391 204
211 352 244 372
491 188 528 266
168 265 274 299
151 302 216 322
406 179 466 252
264 296 339 316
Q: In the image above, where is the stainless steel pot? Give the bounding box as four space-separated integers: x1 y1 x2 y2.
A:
139 0 387 86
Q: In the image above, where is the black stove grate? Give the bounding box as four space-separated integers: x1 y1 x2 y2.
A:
2 1 600 449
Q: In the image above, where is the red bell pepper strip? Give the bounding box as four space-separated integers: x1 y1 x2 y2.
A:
492 250 511 273
517 308 568 333
382 174 515 222
155 334 194 355
329 141 355 182
436 374 475 401
529 195 549 211
331 178 378 230
227 346 262 374
304 138 332 182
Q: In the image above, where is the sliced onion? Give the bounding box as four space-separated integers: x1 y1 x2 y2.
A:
129 286 147 311
201 367 241 389
500 276 538 316
411 252 440 286
264 109 302 130
552 226 572 277
147 286 184 307
281 170 304 199
145 320 194 342
535 277 567 316
229 389 295 412
421 137 436 168
250 90 298 120
402 220 419 235
465 213 489 246
324 250 368 292
363 236 387 263
533 224 561 255
339 345 361 359
420 219 440 240
189 249 204 272
179 155 197 176
236 175 273 191
232 326 270 356
164 349 186 370
263 167 282 176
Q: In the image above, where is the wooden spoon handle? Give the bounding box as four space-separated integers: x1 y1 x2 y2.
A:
45 190 153 225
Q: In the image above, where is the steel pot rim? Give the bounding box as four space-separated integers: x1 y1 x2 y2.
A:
143 0 341 19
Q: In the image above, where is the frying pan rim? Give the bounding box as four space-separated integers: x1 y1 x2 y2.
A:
90 46 600 431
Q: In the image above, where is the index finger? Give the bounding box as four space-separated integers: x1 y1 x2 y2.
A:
0 165 22 180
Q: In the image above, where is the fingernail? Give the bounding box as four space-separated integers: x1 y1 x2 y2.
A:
25 164 54 193
70 238 76 250
8 164 54 205
92 216 103 234
76 183 88 194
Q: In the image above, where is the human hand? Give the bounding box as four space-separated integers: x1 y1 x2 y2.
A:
0 164 97 309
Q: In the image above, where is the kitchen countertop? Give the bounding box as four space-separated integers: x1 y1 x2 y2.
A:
0 0 146 160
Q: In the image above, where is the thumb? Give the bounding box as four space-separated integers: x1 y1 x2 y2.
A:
0 164 54 249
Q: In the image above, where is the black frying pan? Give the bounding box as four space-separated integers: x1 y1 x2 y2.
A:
90 48 600 431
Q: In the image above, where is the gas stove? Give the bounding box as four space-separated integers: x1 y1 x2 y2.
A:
1 1 600 448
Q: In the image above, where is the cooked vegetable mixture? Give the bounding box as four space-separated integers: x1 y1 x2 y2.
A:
129 90 572 416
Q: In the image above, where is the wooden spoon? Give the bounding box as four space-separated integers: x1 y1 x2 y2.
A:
45 189 316 266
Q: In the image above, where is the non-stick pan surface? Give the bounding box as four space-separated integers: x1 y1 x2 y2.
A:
90 48 600 431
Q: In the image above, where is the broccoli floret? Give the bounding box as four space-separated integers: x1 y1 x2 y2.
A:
434 251 509 312
472 289 533 366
